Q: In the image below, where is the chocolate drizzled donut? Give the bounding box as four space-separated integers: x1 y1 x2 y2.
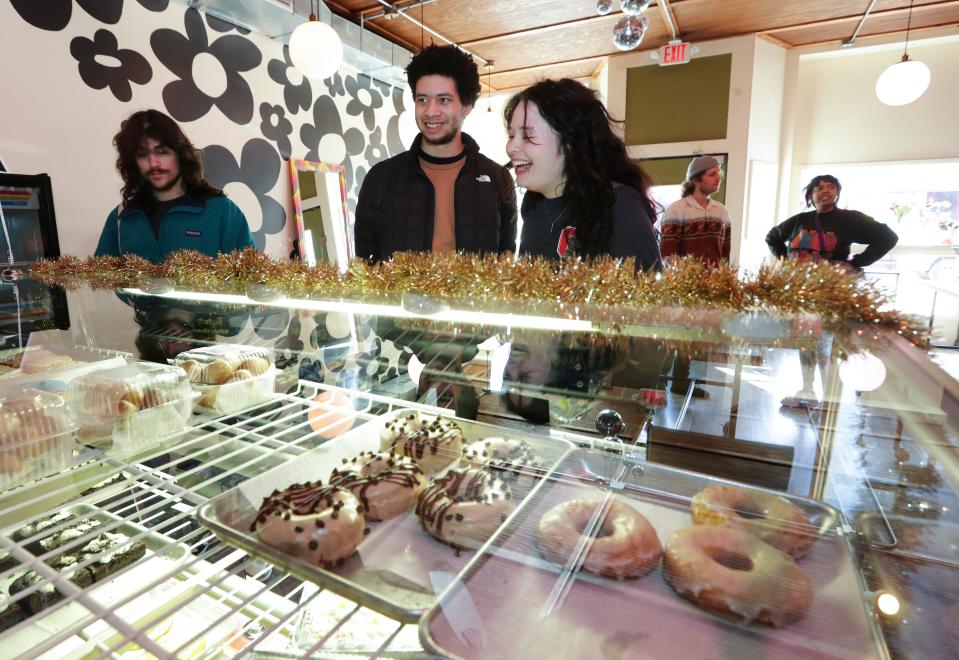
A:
330 451 426 520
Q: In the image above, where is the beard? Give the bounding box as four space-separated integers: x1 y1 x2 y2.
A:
418 117 463 147
146 171 182 193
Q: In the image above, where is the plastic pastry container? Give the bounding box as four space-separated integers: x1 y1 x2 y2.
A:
173 344 276 415
69 360 193 452
0 387 76 492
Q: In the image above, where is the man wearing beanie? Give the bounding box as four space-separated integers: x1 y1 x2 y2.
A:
660 154 731 265
660 155 731 399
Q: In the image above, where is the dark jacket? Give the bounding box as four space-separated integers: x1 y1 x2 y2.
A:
354 133 517 262
95 194 254 263
765 207 898 270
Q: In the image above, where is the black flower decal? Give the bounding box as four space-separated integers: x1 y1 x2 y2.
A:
136 0 169 11
301 96 366 189
324 72 346 99
259 103 293 159
9 0 121 31
151 8 261 124
363 127 389 166
268 46 313 114
202 138 286 250
205 12 251 35
353 165 369 195
345 74 384 131
70 30 152 102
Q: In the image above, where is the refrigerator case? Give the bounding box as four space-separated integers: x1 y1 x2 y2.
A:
0 172 61 266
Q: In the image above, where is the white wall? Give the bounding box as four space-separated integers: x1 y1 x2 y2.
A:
605 34 761 266
782 35 959 218
0 1 407 260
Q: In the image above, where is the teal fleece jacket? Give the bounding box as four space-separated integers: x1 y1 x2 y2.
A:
94 194 255 263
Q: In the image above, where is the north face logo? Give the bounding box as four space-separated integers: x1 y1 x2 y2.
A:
476 175 491 183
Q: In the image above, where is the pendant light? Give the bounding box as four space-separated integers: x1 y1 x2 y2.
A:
875 0 930 106
288 0 343 81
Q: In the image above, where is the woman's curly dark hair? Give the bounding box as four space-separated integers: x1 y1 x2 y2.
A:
114 109 223 205
504 79 657 257
406 45 481 107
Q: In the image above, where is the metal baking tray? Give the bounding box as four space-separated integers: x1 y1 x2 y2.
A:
421 448 881 660
198 408 574 623
0 502 191 657
854 510 959 659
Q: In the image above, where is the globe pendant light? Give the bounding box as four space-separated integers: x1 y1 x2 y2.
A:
289 0 343 81
875 0 930 106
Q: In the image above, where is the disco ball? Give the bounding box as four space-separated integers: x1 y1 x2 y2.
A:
612 14 648 51
621 0 651 16
596 0 613 16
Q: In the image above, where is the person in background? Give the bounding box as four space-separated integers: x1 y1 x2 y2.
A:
765 174 897 270
95 109 254 263
767 174 898 408
660 155 732 399
504 78 661 270
354 45 516 263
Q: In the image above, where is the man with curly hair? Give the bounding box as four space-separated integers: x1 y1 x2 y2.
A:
354 45 517 262
95 109 254 263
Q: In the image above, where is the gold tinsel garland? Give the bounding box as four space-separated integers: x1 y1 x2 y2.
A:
29 249 928 347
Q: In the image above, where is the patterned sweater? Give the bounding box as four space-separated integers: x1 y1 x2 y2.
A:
660 196 731 265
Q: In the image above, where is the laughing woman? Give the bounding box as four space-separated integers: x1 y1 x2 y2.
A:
505 78 662 271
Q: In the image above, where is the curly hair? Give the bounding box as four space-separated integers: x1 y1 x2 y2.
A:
504 79 657 257
803 174 841 208
114 109 222 204
406 45 481 107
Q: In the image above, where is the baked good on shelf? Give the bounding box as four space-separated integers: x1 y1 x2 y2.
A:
69 361 192 448
663 525 813 627
415 467 514 550
380 411 464 473
691 485 816 559
0 388 75 488
18 348 83 375
330 451 426 521
307 390 357 439
463 437 546 484
536 498 661 580
252 482 367 568
174 345 275 414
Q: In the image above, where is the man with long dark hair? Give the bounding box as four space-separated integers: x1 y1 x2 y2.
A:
354 45 516 263
95 109 253 263
661 155 731 265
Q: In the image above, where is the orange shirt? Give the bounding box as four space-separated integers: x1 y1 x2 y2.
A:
420 156 466 252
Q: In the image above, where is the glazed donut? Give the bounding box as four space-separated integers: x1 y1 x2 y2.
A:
463 437 546 483
382 413 464 473
691 485 815 559
416 468 514 550
237 356 270 376
331 451 426 521
252 481 367 568
536 499 661 579
663 525 813 627
204 359 235 385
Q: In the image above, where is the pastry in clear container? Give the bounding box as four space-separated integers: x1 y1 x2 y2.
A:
70 360 193 451
0 387 76 491
174 344 275 414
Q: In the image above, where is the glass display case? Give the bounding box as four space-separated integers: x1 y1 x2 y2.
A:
0 276 956 659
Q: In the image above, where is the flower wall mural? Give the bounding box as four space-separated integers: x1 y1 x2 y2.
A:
2 0 407 258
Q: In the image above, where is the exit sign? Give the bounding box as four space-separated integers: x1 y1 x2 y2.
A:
657 40 692 66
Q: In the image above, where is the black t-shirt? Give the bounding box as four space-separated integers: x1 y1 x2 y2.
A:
142 195 187 240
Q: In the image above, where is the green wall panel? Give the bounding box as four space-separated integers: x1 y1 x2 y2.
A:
625 54 732 145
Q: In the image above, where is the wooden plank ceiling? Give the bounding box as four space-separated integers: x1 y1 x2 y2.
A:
325 0 959 93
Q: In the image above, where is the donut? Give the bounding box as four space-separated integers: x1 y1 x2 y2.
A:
536 499 661 579
252 481 367 569
226 368 253 383
382 413 464 473
178 359 202 383
463 437 546 483
330 451 426 521
237 356 270 376
691 485 815 559
663 525 813 627
203 359 235 385
416 468 514 549
307 391 357 438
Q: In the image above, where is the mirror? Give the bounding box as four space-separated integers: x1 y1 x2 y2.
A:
289 160 352 272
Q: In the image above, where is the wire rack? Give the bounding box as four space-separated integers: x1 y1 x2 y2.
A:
0 381 457 660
